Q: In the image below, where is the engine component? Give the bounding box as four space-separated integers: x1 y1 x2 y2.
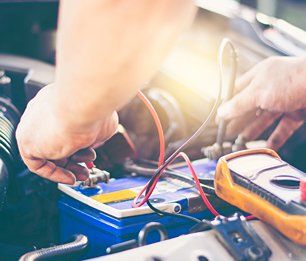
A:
106 222 168 254
95 220 305 261
0 56 58 250
214 148 306 246
0 95 21 212
19 234 88 261
209 214 271 261
190 213 271 261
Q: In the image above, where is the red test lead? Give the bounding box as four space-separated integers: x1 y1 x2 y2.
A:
300 178 306 202
85 161 95 174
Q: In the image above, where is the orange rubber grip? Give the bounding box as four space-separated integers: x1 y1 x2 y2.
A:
214 148 306 246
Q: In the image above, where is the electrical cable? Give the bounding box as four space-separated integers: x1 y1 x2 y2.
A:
179 152 219 215
146 152 219 224
121 127 138 158
124 39 252 222
132 39 257 221
144 152 219 219
124 161 215 194
133 39 232 209
147 200 202 224
125 161 195 182
132 152 218 220
216 39 237 154
137 90 165 167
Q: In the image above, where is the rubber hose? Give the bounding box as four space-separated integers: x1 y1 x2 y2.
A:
19 234 88 261
0 97 20 211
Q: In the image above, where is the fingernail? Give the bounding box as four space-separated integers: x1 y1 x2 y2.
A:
66 177 76 185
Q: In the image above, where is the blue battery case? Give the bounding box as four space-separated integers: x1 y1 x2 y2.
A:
58 159 217 258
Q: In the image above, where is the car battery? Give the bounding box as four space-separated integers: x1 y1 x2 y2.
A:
58 159 217 259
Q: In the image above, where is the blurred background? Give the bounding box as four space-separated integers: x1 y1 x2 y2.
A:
242 0 306 29
1 0 306 165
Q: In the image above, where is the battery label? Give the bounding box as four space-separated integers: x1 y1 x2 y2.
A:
92 189 137 204
91 180 191 205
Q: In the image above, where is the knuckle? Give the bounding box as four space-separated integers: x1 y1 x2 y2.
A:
44 164 57 179
256 92 270 111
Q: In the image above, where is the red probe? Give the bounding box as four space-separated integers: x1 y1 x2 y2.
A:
85 161 95 171
300 178 306 202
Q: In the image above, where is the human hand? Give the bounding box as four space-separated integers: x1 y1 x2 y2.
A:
16 84 118 184
217 56 306 150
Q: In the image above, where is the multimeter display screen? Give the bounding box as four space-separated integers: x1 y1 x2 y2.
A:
227 153 305 206
227 154 282 179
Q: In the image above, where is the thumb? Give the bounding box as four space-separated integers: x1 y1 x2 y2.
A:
217 87 257 120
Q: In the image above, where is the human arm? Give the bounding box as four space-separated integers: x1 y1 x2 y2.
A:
16 0 197 184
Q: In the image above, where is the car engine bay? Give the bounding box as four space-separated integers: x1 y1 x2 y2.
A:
0 1 305 260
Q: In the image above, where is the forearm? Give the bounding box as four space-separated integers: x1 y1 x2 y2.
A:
54 0 196 127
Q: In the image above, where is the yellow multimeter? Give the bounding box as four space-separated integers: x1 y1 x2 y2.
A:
214 148 306 246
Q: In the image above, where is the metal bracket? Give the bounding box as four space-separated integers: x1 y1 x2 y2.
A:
210 213 271 261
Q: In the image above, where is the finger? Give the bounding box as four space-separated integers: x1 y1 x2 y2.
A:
240 112 282 141
235 65 257 93
65 162 89 181
286 109 306 121
23 157 76 185
217 85 257 120
53 158 68 168
225 110 256 140
267 115 304 151
93 141 105 149
70 148 96 163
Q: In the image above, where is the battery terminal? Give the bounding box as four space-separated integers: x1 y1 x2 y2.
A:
81 167 110 188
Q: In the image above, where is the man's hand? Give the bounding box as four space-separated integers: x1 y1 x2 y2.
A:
15 0 196 184
16 84 118 184
217 56 306 150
